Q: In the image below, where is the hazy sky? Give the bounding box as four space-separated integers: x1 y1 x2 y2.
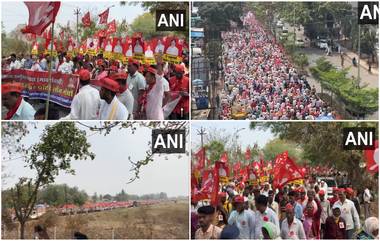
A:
1 1 146 33
2 122 189 197
191 121 275 150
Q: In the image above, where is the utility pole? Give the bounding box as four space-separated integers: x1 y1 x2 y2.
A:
197 127 206 148
74 8 81 47
357 24 361 88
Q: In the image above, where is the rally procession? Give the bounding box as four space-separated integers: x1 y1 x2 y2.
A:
2 2 189 120
191 122 378 240
191 2 378 120
1 121 189 239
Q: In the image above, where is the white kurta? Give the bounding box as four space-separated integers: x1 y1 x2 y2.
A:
61 85 100 120
117 89 134 119
146 76 164 120
99 96 128 120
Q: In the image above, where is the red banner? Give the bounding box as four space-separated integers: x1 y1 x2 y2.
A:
2 69 79 108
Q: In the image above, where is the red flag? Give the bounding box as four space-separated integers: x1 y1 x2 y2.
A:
106 19 117 35
194 147 206 170
364 140 378 174
210 163 220 206
245 147 251 160
220 152 228 163
21 2 61 35
98 8 109 24
82 11 91 27
272 151 304 188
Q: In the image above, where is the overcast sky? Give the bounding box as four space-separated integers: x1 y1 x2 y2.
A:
1 1 146 33
2 122 189 198
191 121 275 150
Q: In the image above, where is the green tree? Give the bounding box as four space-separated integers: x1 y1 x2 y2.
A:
3 122 95 239
293 53 309 72
204 140 225 165
262 138 303 163
129 13 156 39
250 122 378 188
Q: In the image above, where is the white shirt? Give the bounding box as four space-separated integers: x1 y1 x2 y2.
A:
320 199 331 224
253 207 280 239
99 96 128 120
127 71 146 112
117 89 134 119
31 62 43 71
228 209 255 239
61 85 100 120
269 201 280 217
363 188 372 203
335 199 361 230
146 76 164 120
58 62 72 74
10 60 22 70
281 218 306 239
8 98 36 120
162 76 170 92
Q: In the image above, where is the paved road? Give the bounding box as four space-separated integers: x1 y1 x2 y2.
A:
305 48 378 89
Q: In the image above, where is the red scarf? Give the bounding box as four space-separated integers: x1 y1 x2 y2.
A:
5 96 22 120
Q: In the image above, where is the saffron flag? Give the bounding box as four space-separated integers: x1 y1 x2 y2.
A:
21 2 61 35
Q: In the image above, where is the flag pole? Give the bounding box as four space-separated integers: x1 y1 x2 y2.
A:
44 22 55 120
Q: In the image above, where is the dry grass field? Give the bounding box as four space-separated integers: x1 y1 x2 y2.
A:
2 201 189 239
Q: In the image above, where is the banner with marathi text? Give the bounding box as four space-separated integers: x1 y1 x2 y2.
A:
2 69 79 108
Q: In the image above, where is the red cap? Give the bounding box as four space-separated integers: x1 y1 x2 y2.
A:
332 187 339 192
174 64 185 73
78 69 91 81
128 58 140 67
146 67 157 75
318 190 325 196
99 77 120 92
111 72 128 80
345 188 354 195
2 82 23 94
285 203 294 211
234 196 244 203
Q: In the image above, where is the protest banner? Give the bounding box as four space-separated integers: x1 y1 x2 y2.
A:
2 69 79 108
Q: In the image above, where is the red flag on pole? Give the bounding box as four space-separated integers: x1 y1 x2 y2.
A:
364 140 378 174
21 2 61 35
98 8 109 24
194 147 206 170
82 11 91 27
272 151 304 188
245 147 251 160
220 152 228 163
106 19 117 35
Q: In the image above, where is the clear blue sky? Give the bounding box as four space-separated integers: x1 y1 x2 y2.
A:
1 1 145 33
191 121 275 150
2 122 189 197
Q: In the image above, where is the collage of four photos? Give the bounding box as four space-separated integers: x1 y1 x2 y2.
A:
0 1 379 240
